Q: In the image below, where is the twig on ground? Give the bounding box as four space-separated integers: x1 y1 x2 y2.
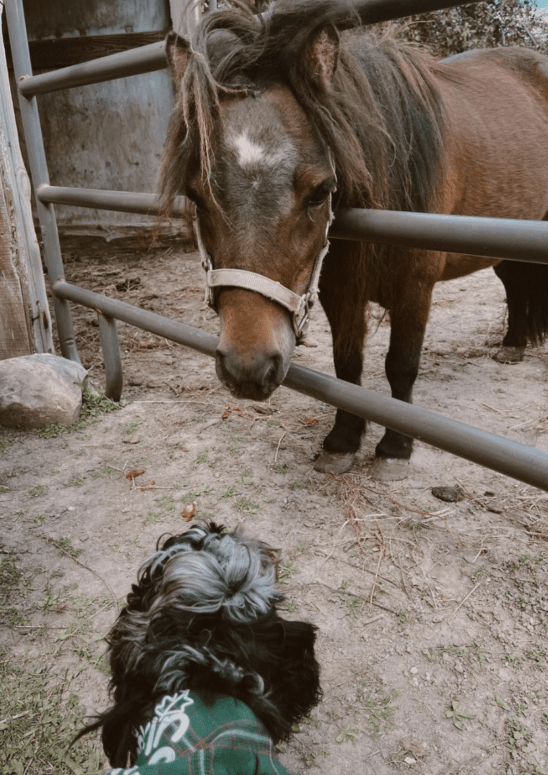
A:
38 535 118 609
0 710 29 725
274 432 287 462
444 582 482 621
368 525 386 610
362 614 385 626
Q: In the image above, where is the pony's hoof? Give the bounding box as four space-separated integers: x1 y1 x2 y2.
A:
369 457 409 481
313 450 355 474
494 346 525 364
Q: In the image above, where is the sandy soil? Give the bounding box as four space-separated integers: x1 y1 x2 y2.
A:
2 236 548 775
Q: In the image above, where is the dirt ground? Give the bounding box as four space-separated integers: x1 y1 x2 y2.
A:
2 235 548 775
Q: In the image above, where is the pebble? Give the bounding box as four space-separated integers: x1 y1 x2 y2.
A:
122 435 142 444
431 485 465 503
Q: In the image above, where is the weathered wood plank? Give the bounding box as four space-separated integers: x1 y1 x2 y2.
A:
0 11 53 358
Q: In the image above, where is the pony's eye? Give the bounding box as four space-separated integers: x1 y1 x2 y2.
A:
308 181 336 208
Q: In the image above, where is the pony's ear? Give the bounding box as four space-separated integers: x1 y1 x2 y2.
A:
303 24 340 91
165 31 191 87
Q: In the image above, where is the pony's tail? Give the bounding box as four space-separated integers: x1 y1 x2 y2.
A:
494 259 548 347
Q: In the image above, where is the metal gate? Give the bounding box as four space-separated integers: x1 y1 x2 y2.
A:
5 0 548 491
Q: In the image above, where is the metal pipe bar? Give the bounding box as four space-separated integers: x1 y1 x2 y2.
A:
331 208 548 264
97 313 123 401
36 184 168 216
5 0 81 363
53 281 218 357
38 185 548 265
284 367 548 493
16 0 483 97
17 41 168 97
53 280 548 492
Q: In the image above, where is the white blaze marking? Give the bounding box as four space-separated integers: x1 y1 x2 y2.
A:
231 131 293 171
232 132 266 167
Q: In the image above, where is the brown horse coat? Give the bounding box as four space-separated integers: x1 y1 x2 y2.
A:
160 2 548 479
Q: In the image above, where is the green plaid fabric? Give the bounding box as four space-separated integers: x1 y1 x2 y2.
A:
104 690 290 775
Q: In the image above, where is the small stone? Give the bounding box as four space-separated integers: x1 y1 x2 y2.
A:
309 452 319 461
410 666 418 675
404 757 417 765
122 435 142 444
431 485 465 503
300 337 319 347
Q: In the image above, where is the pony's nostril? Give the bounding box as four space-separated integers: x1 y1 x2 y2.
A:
215 346 284 399
263 353 283 387
215 349 234 388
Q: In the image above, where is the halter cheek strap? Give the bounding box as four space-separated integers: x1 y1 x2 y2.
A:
194 197 333 343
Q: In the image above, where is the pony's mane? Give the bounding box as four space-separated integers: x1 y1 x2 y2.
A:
159 0 446 216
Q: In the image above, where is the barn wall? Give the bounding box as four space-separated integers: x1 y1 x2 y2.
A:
20 0 175 231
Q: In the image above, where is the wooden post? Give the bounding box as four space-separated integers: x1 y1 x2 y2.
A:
0 7 53 359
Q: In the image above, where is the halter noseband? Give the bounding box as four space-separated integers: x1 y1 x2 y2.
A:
194 195 334 343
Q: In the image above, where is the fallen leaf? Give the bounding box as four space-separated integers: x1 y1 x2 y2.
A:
182 502 196 521
126 469 146 480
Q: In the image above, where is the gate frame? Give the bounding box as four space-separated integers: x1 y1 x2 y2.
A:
5 0 548 491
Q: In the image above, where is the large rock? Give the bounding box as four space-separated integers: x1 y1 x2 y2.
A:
0 354 88 429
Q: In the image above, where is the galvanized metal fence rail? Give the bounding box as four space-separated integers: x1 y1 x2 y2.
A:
5 0 548 491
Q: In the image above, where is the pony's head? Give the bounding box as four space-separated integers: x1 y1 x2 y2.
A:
159 0 443 399
78 522 321 767
159 2 360 400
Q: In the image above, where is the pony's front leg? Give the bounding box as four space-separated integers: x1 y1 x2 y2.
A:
371 281 433 481
314 241 367 474
493 260 533 363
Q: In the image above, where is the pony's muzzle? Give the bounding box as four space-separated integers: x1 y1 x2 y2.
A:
215 344 286 401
